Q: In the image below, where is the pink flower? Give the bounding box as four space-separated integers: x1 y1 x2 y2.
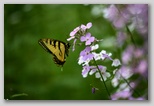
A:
80 46 94 61
82 65 91 78
111 91 132 100
80 33 95 45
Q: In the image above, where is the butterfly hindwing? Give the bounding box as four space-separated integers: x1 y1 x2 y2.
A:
38 38 70 66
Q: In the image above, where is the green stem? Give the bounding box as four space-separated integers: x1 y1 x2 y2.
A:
93 58 111 99
125 25 137 48
119 72 141 97
117 6 137 48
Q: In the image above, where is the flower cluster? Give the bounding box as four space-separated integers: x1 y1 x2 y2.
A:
67 22 121 96
103 4 148 36
100 4 148 100
68 4 148 100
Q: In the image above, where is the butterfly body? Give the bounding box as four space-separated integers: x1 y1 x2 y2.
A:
38 39 70 66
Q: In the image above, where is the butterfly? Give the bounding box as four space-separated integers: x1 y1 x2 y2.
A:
38 38 70 66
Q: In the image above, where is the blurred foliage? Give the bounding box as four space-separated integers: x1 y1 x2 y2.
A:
4 4 119 100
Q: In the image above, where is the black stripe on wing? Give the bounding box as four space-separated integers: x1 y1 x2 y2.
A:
38 39 53 54
65 43 70 57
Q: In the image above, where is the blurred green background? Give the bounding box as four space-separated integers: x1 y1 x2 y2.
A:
4 4 117 100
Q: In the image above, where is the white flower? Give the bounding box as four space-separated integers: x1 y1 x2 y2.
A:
101 50 112 60
116 82 131 92
82 65 90 78
92 52 102 60
92 50 113 61
95 66 110 81
78 56 84 65
112 77 119 87
89 66 97 75
111 69 121 87
78 56 90 66
112 59 121 67
100 50 107 60
91 44 99 51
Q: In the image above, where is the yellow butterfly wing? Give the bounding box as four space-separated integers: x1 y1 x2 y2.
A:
38 38 70 66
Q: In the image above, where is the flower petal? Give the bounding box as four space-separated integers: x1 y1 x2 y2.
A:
85 33 91 38
86 22 92 29
102 75 107 81
95 72 101 78
91 44 99 51
105 72 111 77
72 39 77 51
80 36 86 42
67 36 75 41
112 59 121 67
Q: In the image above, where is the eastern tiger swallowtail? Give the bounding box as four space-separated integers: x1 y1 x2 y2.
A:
38 39 70 66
